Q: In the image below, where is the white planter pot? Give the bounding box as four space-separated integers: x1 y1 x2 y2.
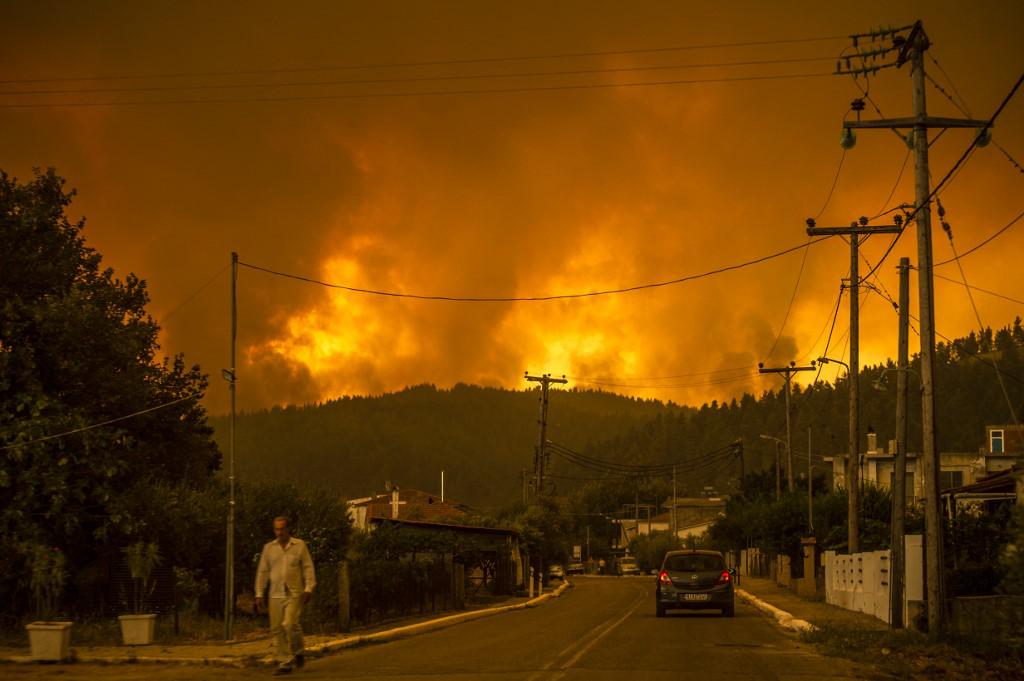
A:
25 621 73 662
118 613 157 645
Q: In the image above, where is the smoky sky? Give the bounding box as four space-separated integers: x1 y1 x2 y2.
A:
2 1 1022 414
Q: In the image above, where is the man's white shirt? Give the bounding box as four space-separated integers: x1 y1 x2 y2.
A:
255 537 316 598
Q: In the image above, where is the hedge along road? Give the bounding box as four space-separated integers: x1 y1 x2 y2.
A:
6 577 871 680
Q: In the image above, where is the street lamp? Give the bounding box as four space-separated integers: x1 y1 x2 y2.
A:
759 434 785 500
816 356 849 371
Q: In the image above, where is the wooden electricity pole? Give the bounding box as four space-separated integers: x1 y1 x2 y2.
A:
524 372 567 498
806 217 903 553
758 362 816 493
807 427 814 533
223 251 238 641
837 20 990 634
891 257 911 629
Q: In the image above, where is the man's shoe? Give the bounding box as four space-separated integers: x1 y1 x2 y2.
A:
294 654 305 669
273 664 293 675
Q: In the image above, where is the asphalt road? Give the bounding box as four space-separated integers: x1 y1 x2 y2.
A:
6 577 870 680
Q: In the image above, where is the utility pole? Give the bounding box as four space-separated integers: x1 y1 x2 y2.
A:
836 21 990 634
759 434 785 500
775 441 781 500
807 427 814 533
891 257 911 628
524 372 567 498
806 218 903 554
634 484 640 539
672 466 677 541
758 362 816 493
222 251 238 641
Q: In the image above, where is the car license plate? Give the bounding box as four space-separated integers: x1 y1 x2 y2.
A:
682 593 709 602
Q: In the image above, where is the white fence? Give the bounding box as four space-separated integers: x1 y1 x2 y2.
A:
823 535 923 625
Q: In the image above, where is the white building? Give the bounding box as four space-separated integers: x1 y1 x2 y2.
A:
825 427 1023 500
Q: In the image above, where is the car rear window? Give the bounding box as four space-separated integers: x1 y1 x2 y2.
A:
664 555 724 572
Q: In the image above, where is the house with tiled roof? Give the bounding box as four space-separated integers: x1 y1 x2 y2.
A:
348 485 472 531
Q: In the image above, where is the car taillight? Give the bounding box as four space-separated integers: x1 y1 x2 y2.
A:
658 570 671 584
717 569 731 584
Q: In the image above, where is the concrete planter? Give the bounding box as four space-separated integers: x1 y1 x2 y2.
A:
25 621 73 662
118 614 157 645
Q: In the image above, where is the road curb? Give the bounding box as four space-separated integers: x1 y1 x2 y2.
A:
2 581 574 668
314 578 573 655
735 588 815 633
1 654 252 668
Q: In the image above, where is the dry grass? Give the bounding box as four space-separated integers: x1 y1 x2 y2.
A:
801 623 1024 681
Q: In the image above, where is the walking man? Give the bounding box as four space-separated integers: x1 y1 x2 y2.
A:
255 516 316 675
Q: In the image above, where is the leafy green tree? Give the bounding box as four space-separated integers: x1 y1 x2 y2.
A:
629 531 680 573
0 169 219 614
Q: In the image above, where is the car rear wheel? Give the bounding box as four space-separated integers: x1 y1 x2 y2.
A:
656 603 665 618
722 604 735 617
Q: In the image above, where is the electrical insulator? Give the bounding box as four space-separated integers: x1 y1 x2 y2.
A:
840 127 857 150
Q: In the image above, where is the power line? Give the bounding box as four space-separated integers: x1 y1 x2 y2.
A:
766 236 813 359
158 263 230 324
870 149 912 219
570 372 759 390
1 56 836 98
858 69 1024 283
799 284 845 364
236 236 834 303
1 393 201 451
801 282 845 366
926 53 973 115
939 218 1020 428
869 288 1024 386
569 366 753 382
548 439 738 475
0 70 834 109
0 34 849 85
930 271 1024 306
813 149 847 221
891 303 1024 387
924 58 1024 177
933 208 1024 265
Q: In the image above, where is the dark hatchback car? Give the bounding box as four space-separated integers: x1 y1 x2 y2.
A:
655 550 734 617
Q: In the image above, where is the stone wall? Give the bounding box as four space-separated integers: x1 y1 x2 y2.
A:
951 595 1024 640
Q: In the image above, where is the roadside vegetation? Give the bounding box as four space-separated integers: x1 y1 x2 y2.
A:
802 623 1024 681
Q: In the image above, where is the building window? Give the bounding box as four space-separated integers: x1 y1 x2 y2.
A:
940 470 964 491
991 429 1004 454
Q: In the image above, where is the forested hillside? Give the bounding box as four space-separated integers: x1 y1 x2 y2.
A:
213 321 1024 507
211 384 685 506
572 321 1024 496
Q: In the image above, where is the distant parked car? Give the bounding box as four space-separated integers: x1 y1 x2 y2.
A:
655 549 734 618
547 563 565 580
566 562 585 575
617 556 640 576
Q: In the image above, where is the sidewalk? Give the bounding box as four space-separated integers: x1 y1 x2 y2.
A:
1 582 570 667
736 575 887 632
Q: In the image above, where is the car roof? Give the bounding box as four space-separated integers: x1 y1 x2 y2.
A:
662 550 723 558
